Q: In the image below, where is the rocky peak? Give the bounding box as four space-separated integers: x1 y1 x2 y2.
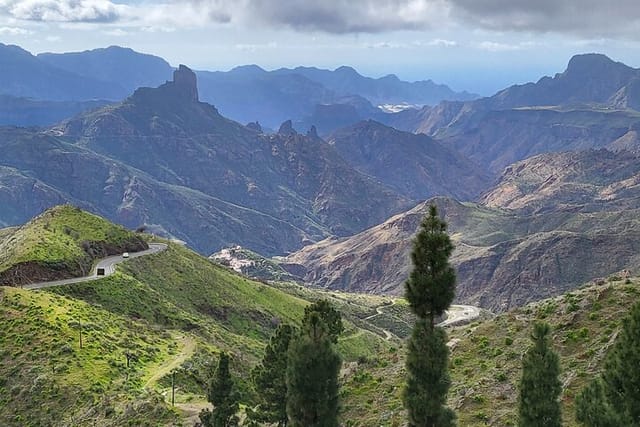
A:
172 64 198 101
246 121 263 133
278 120 297 136
564 54 624 76
306 125 318 139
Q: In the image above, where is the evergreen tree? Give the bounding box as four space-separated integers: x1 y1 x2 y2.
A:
199 352 239 427
286 311 341 427
403 319 455 427
403 204 457 427
252 324 295 426
576 301 640 426
518 322 562 427
304 299 344 343
405 204 456 328
575 379 620 427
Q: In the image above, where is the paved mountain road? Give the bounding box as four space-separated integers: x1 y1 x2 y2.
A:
22 243 167 290
439 304 482 327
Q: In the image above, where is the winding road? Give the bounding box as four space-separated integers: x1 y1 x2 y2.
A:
22 243 167 290
439 305 482 327
365 300 482 341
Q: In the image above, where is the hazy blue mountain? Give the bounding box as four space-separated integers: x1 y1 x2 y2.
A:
0 43 477 129
38 46 174 95
273 65 478 106
194 64 477 128
0 95 110 127
0 43 121 101
383 54 640 172
196 68 335 129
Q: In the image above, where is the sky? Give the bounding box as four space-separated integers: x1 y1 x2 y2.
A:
1 0 639 95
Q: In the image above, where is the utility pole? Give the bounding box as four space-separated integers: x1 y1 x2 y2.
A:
79 320 83 350
171 371 176 406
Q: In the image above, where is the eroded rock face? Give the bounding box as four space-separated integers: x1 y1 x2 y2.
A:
172 64 198 102
285 149 640 312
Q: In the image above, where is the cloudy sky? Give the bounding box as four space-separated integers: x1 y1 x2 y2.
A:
1 0 639 94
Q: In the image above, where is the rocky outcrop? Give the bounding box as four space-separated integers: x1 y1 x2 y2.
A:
172 65 199 101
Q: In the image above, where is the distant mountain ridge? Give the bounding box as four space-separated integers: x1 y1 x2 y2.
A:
0 43 475 129
0 65 429 255
271 65 478 105
385 54 640 172
37 45 174 96
391 54 640 133
326 120 493 200
0 43 120 101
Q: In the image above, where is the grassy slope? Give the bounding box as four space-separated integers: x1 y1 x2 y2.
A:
0 287 178 427
0 240 389 426
340 277 640 426
0 205 145 278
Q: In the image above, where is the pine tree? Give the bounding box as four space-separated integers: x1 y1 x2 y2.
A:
518 322 562 427
199 352 239 427
575 379 619 427
252 324 295 426
405 204 456 328
576 301 640 425
286 311 341 427
403 319 455 427
403 204 457 427
304 299 344 343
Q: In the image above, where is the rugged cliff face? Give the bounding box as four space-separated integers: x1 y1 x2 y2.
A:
284 150 640 312
327 120 494 201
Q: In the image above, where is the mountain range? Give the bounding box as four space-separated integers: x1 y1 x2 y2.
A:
0 43 475 129
2 65 494 256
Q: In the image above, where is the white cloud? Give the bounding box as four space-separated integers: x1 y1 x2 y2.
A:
235 41 277 52
0 0 128 22
103 27 126 36
365 41 406 49
477 41 523 52
180 0 451 33
425 38 458 47
451 0 640 39
0 24 30 34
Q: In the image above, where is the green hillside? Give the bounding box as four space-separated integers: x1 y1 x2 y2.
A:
0 205 147 285
0 287 179 426
0 208 397 426
340 277 640 426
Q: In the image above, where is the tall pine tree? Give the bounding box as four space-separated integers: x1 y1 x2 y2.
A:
199 352 239 427
404 319 455 427
405 204 456 328
576 300 640 426
286 310 341 427
304 300 344 344
252 324 295 426
518 322 562 427
403 204 456 427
